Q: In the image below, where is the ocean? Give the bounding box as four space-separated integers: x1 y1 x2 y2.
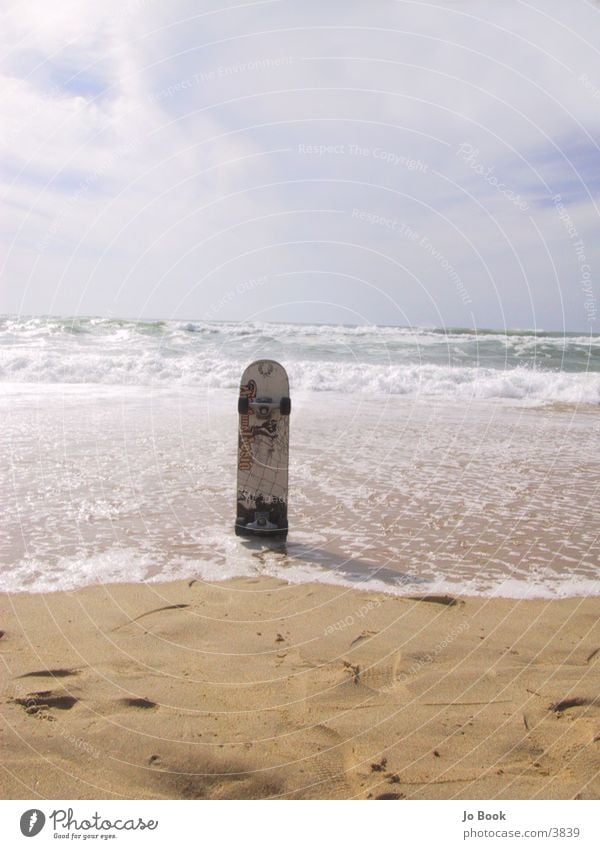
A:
1 315 599 401
1 315 598 597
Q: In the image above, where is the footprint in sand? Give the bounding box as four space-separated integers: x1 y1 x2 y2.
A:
296 724 359 799
13 691 79 714
118 697 157 710
549 697 600 713
353 652 405 694
16 668 79 679
407 594 463 607
374 792 405 799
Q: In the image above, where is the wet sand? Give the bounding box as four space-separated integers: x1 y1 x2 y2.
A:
2 392 599 597
1 577 599 799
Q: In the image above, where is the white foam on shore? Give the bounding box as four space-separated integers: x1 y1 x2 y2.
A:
0 550 159 594
3 544 597 599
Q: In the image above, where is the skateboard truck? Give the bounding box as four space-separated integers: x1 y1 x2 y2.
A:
235 514 288 537
247 511 278 530
253 397 275 419
238 395 291 417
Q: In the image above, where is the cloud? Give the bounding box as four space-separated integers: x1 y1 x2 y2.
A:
1 0 599 329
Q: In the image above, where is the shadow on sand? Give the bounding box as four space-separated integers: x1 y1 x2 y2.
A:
239 537 426 589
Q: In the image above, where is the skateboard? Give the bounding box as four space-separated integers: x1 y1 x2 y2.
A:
235 360 291 538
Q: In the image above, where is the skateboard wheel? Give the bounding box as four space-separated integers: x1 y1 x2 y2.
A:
238 396 249 414
279 396 291 416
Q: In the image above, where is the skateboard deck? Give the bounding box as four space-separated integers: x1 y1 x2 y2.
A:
235 360 290 538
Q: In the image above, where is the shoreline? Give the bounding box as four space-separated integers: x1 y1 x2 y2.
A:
2 577 599 800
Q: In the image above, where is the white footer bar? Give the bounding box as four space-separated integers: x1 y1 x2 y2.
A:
1 800 597 848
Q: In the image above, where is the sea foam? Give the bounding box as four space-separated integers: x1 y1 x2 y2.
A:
0 316 598 405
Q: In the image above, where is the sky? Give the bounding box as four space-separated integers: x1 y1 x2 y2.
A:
1 0 599 332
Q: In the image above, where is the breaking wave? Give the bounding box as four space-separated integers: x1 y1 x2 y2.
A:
1 315 598 404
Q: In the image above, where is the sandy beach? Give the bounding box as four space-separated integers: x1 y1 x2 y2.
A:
2 577 598 800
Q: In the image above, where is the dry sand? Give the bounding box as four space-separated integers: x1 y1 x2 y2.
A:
1 578 599 800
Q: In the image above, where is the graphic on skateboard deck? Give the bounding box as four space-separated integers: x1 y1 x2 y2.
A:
235 360 290 538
